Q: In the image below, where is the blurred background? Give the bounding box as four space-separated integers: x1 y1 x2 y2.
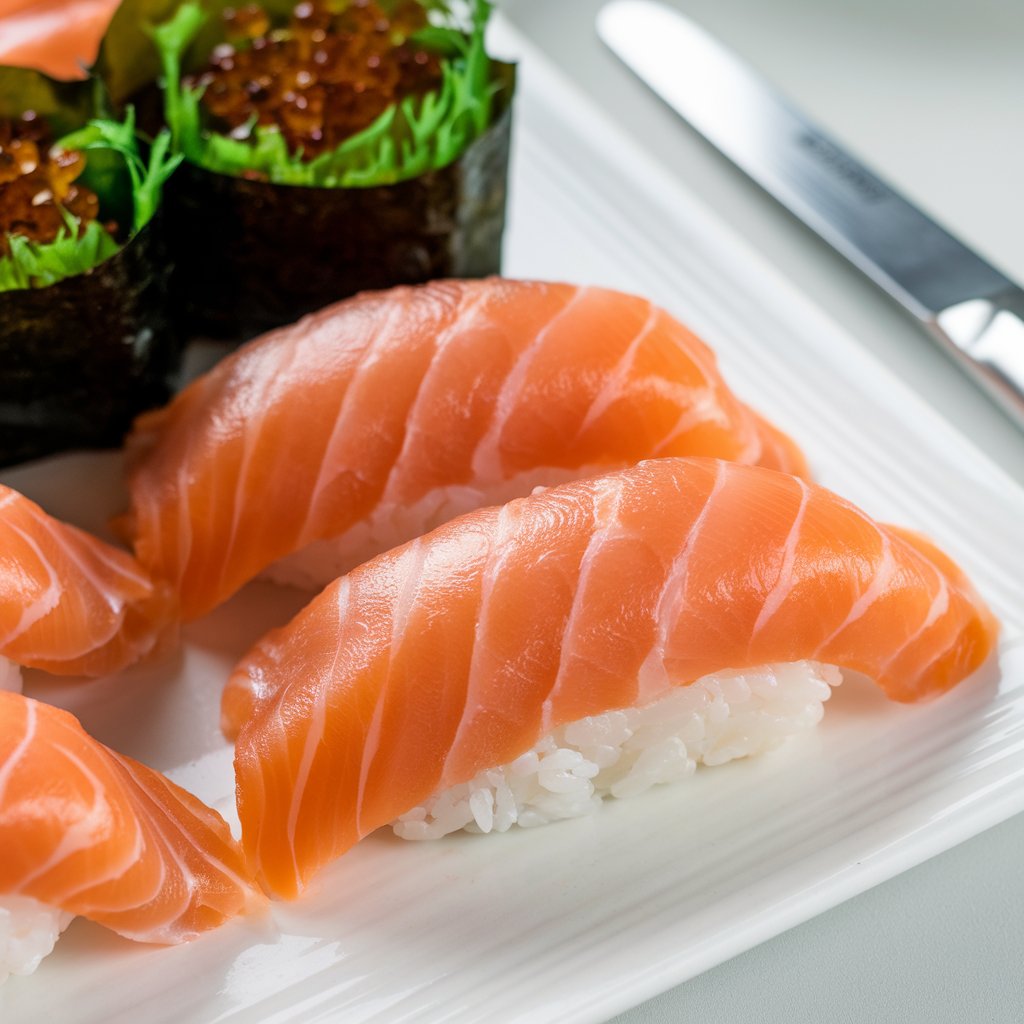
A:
502 0 1024 279
501 0 1024 484
498 1 1024 1021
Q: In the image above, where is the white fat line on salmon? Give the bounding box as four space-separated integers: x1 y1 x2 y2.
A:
748 477 811 645
32 517 127 651
247 729 273 884
287 579 350 864
441 504 514 785
257 701 301 896
0 522 61 648
103 765 221 941
539 477 628 737
637 461 728 706
818 517 898 649
354 540 427 839
885 598 967 702
38 510 152 595
743 413 773 468
652 386 736 453
665 317 721 385
69 817 164 929
877 565 951 677
572 301 660 442
122 765 202 902
285 682 330 879
132 491 163 587
174 433 196 587
0 699 35 807
140 403 195 587
56 513 154 591
304 300 410 534
647 318 757 455
378 289 492 509
470 287 591 481
219 335 307 584
752 420 783 468
139 766 253 901
15 741 138 903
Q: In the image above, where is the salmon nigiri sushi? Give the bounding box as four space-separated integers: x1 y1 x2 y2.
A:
0 691 262 983
225 458 998 898
0 0 118 79
0 484 173 686
123 279 809 621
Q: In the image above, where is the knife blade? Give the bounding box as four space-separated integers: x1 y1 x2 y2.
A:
597 0 1024 429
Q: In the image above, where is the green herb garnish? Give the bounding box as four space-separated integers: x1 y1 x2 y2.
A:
60 109 183 233
0 110 181 293
0 218 120 292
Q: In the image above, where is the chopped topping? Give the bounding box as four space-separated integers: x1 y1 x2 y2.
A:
193 0 445 160
0 115 109 256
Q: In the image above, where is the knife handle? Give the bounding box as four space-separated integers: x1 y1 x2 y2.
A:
934 289 1024 429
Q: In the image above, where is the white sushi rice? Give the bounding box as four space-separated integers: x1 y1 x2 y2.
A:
264 464 612 590
2 664 64 984
393 662 842 840
0 896 73 984
0 656 22 694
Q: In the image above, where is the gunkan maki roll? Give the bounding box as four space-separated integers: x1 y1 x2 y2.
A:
0 68 181 466
97 0 515 340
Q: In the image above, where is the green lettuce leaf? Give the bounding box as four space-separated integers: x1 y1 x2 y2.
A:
0 218 121 292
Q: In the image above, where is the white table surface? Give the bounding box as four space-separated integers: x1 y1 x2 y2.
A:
498 0 1024 1020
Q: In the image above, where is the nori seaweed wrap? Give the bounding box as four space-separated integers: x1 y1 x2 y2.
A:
0 68 182 466
96 0 515 341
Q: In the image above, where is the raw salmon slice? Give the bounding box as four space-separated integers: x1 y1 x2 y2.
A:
0 690 261 977
227 458 998 898
0 0 117 79
0 485 174 677
124 279 809 620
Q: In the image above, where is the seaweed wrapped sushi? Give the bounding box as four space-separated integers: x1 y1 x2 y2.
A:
0 67 182 466
97 0 515 340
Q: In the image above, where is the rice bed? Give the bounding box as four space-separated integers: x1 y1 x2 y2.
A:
0 896 72 984
394 662 842 840
0 657 21 694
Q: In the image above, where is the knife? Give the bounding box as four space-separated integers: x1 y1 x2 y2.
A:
597 0 1024 429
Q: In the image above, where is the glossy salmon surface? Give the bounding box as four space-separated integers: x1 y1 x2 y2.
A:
0 0 117 79
0 485 173 677
125 279 809 620
226 458 998 897
0 691 261 942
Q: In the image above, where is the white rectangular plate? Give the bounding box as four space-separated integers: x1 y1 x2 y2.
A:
2 19 1023 1024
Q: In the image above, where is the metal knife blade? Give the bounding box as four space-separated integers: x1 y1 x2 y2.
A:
597 0 1024 429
